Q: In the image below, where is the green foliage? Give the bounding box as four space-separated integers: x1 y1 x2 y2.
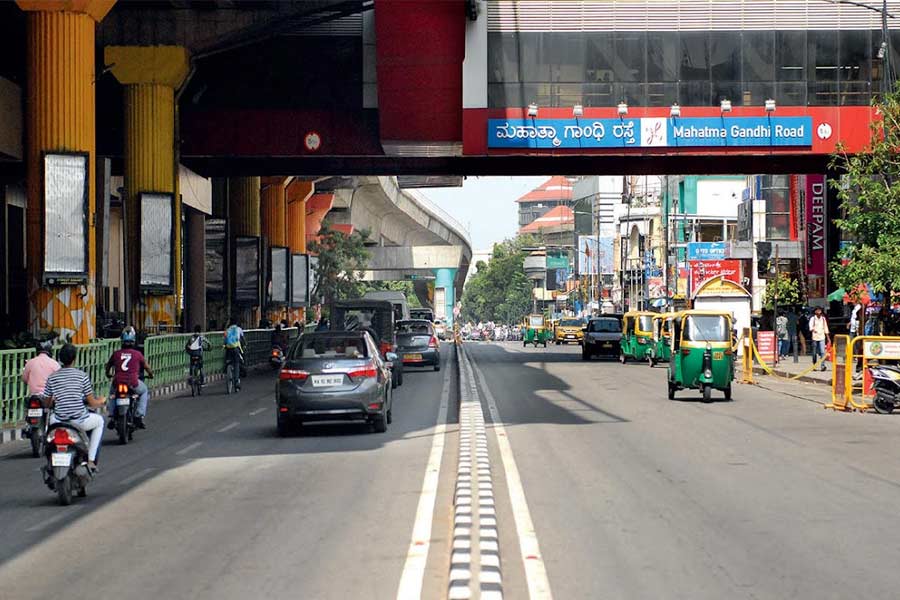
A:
460 236 539 324
830 85 900 302
306 225 372 310
762 274 803 310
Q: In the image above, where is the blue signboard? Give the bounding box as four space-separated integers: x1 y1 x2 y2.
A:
488 116 813 149
687 242 729 261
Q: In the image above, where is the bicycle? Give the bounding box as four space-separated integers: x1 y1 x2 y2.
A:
225 348 242 395
189 354 204 397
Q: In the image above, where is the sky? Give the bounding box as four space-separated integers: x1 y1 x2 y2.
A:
422 176 549 251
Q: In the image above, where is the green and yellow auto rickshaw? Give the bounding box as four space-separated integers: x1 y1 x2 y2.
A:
667 310 734 402
619 311 656 364
648 313 674 367
523 314 550 347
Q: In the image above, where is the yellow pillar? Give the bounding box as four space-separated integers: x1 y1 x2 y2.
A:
261 177 287 247
286 179 314 325
106 46 189 331
229 177 261 237
18 0 115 343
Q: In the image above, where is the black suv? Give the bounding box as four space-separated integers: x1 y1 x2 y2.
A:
582 317 624 360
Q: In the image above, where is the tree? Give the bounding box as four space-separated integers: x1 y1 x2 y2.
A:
830 86 900 302
762 274 802 311
306 225 371 311
460 235 538 324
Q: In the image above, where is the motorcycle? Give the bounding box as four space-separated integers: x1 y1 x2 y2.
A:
22 396 47 458
42 423 92 505
870 364 900 414
111 383 137 444
270 346 286 370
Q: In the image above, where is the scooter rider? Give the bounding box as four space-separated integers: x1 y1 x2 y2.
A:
271 322 288 351
22 337 60 397
105 326 154 429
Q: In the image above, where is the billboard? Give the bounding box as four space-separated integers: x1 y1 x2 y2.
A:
690 260 742 297
578 236 614 275
686 242 728 261
805 174 827 299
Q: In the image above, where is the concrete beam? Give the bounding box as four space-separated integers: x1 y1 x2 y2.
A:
367 245 463 271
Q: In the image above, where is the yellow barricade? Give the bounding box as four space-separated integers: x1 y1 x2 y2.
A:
828 335 900 412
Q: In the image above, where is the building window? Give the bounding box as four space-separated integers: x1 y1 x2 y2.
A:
761 175 791 240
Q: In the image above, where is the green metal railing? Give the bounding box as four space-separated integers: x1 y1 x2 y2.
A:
0 327 303 428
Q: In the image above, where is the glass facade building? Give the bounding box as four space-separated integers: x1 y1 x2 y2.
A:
488 29 900 108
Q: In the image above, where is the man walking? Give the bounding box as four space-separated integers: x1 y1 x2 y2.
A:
776 311 789 360
809 307 831 371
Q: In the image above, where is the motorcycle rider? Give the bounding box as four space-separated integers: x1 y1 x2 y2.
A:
41 343 105 471
105 326 154 429
184 325 211 385
271 322 288 352
22 337 60 397
224 317 245 391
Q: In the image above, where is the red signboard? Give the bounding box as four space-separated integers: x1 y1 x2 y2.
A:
690 260 742 297
805 174 827 299
756 331 777 365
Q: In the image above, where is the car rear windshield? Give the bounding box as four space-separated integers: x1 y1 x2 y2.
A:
397 321 433 335
560 319 582 327
589 319 621 333
292 335 369 359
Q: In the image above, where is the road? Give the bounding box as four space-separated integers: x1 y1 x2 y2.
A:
2 342 900 599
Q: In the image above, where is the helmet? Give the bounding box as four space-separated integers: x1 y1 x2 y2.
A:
121 326 137 344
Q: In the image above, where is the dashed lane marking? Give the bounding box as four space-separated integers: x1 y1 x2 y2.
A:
25 507 81 533
469 351 554 600
248 407 267 416
175 442 203 456
216 421 240 433
396 352 452 600
119 467 156 486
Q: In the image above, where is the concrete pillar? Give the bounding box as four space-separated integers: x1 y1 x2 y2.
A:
185 207 205 331
106 45 189 331
286 179 314 326
261 177 287 324
18 0 116 343
434 267 457 327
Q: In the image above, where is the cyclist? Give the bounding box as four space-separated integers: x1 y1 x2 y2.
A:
105 326 154 429
184 325 211 386
224 318 245 391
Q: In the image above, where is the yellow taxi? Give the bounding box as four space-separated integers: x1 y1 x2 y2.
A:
555 317 585 345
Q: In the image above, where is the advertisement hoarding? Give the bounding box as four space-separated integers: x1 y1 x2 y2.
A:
805 174 827 299
689 260 742 297
578 236 614 275
686 242 728 261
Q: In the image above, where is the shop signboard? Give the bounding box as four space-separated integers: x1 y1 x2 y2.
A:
805 174 827 281
864 340 900 360
689 260 741 296
756 331 777 365
687 242 728 261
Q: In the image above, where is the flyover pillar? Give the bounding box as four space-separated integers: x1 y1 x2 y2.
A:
228 176 261 326
286 179 314 325
261 177 287 324
18 0 116 343
106 46 189 332
434 267 457 327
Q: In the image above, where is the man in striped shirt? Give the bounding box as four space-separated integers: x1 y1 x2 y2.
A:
42 344 106 470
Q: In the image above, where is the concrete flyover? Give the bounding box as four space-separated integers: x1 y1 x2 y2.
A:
323 176 471 322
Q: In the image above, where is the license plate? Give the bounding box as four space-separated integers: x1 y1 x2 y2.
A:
404 353 423 361
311 375 344 387
51 453 72 467
603 342 612 347
27 408 43 417
116 397 130 406
566 335 575 339
713 352 724 360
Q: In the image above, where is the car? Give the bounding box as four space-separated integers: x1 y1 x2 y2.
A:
396 319 441 371
582 317 624 360
555 318 585 345
276 330 394 436
332 299 404 388
434 319 448 340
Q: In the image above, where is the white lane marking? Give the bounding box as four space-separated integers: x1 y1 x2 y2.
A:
248 407 267 416
395 353 452 600
468 348 554 600
25 507 81 532
217 421 240 433
175 441 203 456
119 467 156 486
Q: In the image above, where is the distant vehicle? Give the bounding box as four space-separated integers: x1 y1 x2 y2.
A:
362 291 410 322
396 320 441 371
582 317 623 360
410 308 435 322
555 318 585 345
276 331 394 436
434 319 448 340
332 299 404 388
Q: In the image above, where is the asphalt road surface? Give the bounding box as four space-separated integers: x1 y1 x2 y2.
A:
2 342 900 600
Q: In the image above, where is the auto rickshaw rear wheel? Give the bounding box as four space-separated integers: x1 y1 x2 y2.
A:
667 381 676 400
724 384 732 401
619 352 627 364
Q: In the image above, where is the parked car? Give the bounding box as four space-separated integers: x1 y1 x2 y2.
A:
582 317 624 360
331 299 404 388
276 331 394 436
396 320 441 371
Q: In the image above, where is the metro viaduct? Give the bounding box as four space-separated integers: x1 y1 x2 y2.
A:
0 0 878 342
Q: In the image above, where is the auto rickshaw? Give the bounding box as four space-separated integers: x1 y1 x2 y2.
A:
619 311 656 364
648 313 674 367
523 314 549 347
667 310 734 402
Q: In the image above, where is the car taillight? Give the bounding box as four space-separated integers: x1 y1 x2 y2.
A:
52 429 75 446
380 342 392 357
348 362 378 379
279 369 309 381
429 336 438 349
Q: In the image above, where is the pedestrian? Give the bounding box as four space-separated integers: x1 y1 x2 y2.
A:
786 309 799 358
776 311 789 360
809 307 831 371
798 307 810 356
